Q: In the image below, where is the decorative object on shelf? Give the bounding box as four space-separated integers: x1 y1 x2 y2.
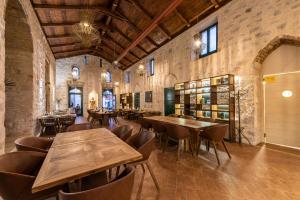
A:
136 64 146 76
72 10 100 47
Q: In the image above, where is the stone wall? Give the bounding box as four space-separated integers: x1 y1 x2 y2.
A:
56 55 122 117
0 0 56 153
120 0 300 145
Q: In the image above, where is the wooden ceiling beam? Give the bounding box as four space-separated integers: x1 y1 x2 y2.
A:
174 9 190 27
33 4 128 22
50 42 81 48
112 25 148 54
41 21 113 31
91 50 127 68
102 0 120 36
100 41 133 63
53 48 90 54
117 8 158 48
117 0 183 61
188 4 215 23
103 35 140 60
47 34 75 39
124 0 172 40
210 0 220 8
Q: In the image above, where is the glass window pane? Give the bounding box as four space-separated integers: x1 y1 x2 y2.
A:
201 30 208 56
209 25 217 52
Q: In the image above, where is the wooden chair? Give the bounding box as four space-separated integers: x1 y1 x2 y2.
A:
0 151 62 200
109 111 119 125
14 136 53 153
126 130 159 191
138 118 152 133
39 116 58 136
58 115 76 132
58 167 135 200
198 124 231 165
90 112 103 128
151 121 167 148
111 125 133 141
66 123 92 132
164 124 191 160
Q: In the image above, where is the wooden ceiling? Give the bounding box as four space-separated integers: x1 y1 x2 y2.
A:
31 0 231 70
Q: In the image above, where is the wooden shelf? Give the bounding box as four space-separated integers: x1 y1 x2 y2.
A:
174 74 235 142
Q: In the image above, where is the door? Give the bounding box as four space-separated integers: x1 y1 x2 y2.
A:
69 87 83 116
164 87 175 116
102 89 115 110
264 72 300 148
134 92 140 109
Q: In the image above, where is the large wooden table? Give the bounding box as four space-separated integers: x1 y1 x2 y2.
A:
32 128 142 193
144 116 219 152
144 116 218 130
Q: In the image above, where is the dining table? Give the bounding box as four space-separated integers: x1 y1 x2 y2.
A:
144 116 219 153
32 128 142 193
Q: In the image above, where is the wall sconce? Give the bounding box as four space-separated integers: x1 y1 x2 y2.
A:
114 82 119 87
136 64 146 76
282 90 293 98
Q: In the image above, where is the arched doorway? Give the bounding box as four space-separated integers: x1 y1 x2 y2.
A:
5 0 34 151
254 35 300 149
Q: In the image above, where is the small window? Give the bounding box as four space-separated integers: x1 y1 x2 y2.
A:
71 66 80 80
148 58 155 76
105 71 112 83
125 71 131 83
200 23 218 57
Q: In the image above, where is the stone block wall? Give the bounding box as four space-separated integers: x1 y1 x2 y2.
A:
56 55 122 118
120 0 300 145
0 0 56 153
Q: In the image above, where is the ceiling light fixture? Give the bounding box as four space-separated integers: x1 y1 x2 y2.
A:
282 90 293 98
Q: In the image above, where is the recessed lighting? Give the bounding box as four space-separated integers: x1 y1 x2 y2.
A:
282 90 293 98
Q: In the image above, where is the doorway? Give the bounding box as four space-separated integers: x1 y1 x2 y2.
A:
102 89 115 110
264 72 300 149
69 87 83 116
134 92 140 109
164 87 175 116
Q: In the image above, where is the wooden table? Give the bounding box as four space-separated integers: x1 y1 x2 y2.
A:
32 128 142 193
144 116 219 152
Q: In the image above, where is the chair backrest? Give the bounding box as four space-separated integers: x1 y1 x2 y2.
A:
180 115 194 120
15 136 53 153
140 118 152 130
0 151 46 200
66 123 92 132
59 115 76 126
202 124 229 142
39 117 57 127
127 130 155 161
152 121 166 133
165 124 190 140
58 167 135 200
111 125 133 141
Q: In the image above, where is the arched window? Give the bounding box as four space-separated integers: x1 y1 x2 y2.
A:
105 71 112 83
72 66 80 80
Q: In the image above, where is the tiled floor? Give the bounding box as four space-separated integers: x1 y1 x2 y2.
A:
3 117 300 200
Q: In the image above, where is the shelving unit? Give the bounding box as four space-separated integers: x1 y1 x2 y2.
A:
120 93 133 109
175 74 235 141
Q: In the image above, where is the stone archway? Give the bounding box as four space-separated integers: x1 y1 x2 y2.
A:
254 35 300 65
4 0 34 152
251 34 300 145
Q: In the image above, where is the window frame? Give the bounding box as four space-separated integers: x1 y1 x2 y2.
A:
125 71 131 84
149 58 155 76
199 23 218 58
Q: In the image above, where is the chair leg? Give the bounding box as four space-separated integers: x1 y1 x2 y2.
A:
146 161 160 191
116 165 121 177
177 139 182 161
140 163 146 174
108 168 112 181
222 140 231 159
206 140 210 152
197 137 202 155
212 141 220 165
163 136 169 152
